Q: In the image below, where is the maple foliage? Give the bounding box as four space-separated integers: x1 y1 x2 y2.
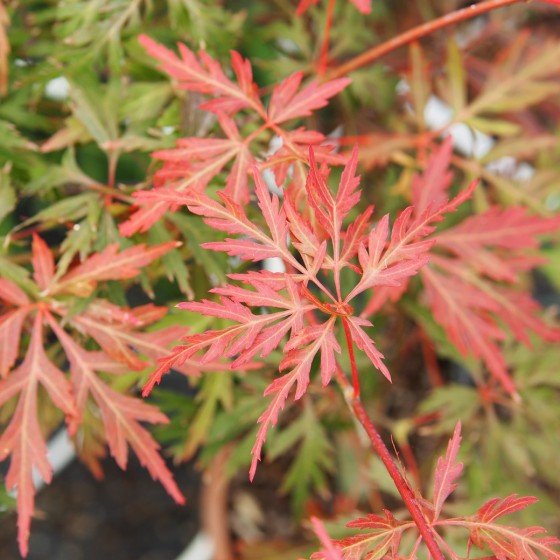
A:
142 146 476 479
311 423 560 560
0 236 186 556
119 35 349 236
0 313 75 557
362 139 560 395
310 517 344 560
2 0 560 557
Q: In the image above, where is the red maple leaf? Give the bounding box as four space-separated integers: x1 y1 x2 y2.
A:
120 36 349 236
311 423 560 559
362 138 560 396
142 147 474 479
0 313 75 556
0 235 186 555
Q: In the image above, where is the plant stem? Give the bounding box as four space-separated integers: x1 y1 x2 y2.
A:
201 446 234 560
317 0 336 75
340 333 445 560
326 0 522 79
341 316 361 398
350 397 445 560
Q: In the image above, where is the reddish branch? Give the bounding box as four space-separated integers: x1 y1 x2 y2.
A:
327 0 522 79
339 337 445 560
350 398 445 560
201 447 235 560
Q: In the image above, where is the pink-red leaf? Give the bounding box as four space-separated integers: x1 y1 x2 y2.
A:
51 242 179 296
311 510 404 560
0 313 76 556
139 35 261 115
432 422 463 520
267 72 350 124
0 308 29 378
31 234 55 291
0 278 30 307
477 495 539 524
47 314 185 505
250 318 337 479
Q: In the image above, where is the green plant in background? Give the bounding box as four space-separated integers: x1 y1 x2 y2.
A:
1 0 560 558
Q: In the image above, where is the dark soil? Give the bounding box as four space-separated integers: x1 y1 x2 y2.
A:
0 456 200 560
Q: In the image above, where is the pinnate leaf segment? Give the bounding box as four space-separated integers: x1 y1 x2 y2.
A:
0 236 187 555
142 146 475 479
120 34 350 236
311 423 560 559
131 31 560 560
4 2 560 555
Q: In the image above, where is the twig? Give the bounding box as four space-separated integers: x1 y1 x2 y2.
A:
326 0 522 79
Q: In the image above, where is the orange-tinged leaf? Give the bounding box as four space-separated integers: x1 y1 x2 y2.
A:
50 241 179 296
0 278 30 306
0 313 76 557
432 422 463 520
139 35 261 116
145 153 480 486
31 234 55 291
46 315 185 505
0 308 29 377
267 72 350 125
250 318 337 480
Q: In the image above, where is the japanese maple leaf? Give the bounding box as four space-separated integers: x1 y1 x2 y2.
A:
311 423 560 559
46 315 184 504
120 36 349 235
0 313 75 557
310 517 344 560
296 0 372 15
0 235 186 556
431 421 463 521
362 138 560 396
142 147 474 479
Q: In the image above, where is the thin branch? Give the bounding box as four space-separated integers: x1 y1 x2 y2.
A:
350 396 445 560
338 325 445 560
326 0 522 79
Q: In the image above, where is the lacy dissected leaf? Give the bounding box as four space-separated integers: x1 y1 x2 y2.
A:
144 151 476 481
432 421 463 520
413 142 560 394
0 236 184 555
464 494 560 559
143 274 314 396
139 35 261 115
311 510 406 560
0 279 31 378
267 71 351 125
48 241 180 296
120 35 349 234
250 317 339 478
310 424 560 560
46 315 184 505
345 180 475 303
363 139 560 394
0 314 76 557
